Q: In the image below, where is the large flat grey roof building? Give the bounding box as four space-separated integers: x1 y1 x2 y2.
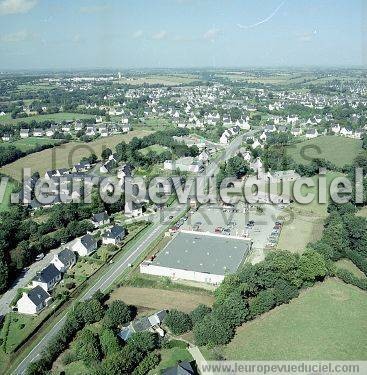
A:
140 231 251 285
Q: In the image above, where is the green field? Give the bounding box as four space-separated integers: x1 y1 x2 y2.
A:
221 278 367 360
0 112 93 125
0 130 153 180
16 83 57 92
286 136 362 167
139 144 169 156
149 347 193 374
335 259 367 279
117 74 199 86
277 213 323 253
291 171 344 217
0 180 16 212
139 117 175 131
0 137 62 152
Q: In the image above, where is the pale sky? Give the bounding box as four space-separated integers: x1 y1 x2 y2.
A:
0 0 364 70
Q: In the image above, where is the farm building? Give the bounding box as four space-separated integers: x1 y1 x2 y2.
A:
140 230 251 284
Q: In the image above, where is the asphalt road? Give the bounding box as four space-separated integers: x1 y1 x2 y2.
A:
13 130 255 374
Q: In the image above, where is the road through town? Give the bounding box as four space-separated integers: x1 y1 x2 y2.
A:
13 130 254 374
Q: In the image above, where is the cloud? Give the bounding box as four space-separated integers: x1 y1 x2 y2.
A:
0 0 37 15
152 30 167 40
72 34 83 43
0 29 32 43
132 30 143 39
237 0 285 29
297 30 317 43
79 5 110 14
203 28 220 42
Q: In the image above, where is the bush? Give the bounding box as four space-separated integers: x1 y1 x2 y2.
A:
189 304 212 325
62 351 77 366
164 309 192 335
273 279 299 305
194 314 234 347
132 352 160 375
162 339 187 349
104 300 133 328
248 289 276 319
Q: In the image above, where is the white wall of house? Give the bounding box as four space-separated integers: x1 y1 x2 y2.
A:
71 241 96 256
17 294 39 315
140 262 224 284
102 237 118 245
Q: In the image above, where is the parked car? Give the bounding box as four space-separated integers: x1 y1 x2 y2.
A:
35 253 45 261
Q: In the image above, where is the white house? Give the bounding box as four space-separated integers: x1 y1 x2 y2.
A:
260 132 267 141
250 157 264 173
354 129 363 139
163 160 176 171
122 124 131 133
17 286 51 315
331 123 340 134
291 128 302 137
252 139 263 149
46 129 55 137
305 129 318 139
340 127 353 137
102 225 126 245
220 132 229 144
32 264 62 291
51 248 76 273
33 128 44 137
125 201 143 218
71 234 98 256
20 129 30 138
198 151 209 163
91 212 110 228
241 150 252 162
2 134 10 142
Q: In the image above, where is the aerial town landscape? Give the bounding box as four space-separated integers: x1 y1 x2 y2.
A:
0 1 366 375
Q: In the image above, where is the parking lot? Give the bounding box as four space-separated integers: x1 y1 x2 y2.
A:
177 202 285 250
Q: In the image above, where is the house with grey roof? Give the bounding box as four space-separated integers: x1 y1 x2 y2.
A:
20 129 30 138
17 286 51 315
73 160 91 173
32 264 62 291
118 310 167 342
52 248 76 273
91 211 110 228
163 361 195 375
71 233 98 256
102 225 126 245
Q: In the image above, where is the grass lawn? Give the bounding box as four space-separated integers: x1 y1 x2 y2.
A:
108 286 214 314
150 348 193 374
54 359 89 375
286 136 362 167
0 130 153 180
139 144 169 156
68 261 101 283
356 206 367 218
139 117 175 131
221 278 367 360
0 112 94 125
291 171 343 218
117 74 199 86
277 212 324 253
0 179 16 212
335 259 367 279
0 313 38 354
0 137 62 152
